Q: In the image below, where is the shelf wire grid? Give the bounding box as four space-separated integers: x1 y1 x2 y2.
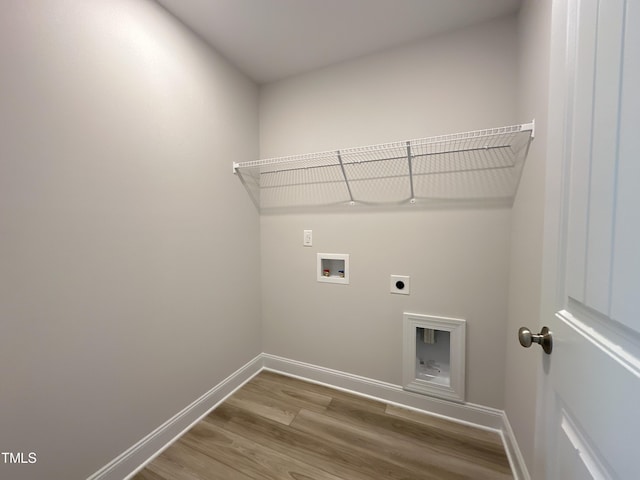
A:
234 123 533 209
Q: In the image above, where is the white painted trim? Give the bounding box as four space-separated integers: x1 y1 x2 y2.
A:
262 354 531 478
560 410 610 479
87 354 263 480
558 308 640 378
261 353 503 431
402 312 466 403
89 353 530 480
501 411 532 480
317 253 350 284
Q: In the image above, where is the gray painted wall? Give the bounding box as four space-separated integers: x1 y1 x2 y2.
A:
0 1 260 479
505 0 552 473
0 2 552 477
259 16 518 409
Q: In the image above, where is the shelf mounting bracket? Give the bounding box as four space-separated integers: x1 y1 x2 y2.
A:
406 141 416 204
337 150 355 205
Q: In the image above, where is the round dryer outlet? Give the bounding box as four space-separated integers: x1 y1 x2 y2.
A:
390 275 410 295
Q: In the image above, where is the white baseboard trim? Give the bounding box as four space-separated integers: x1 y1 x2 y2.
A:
89 352 530 480
501 412 531 480
262 353 504 432
263 353 531 478
87 354 262 480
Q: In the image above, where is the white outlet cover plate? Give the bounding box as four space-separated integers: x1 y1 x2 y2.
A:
303 229 312 246
390 275 410 295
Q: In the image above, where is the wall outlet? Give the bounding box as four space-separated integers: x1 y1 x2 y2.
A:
390 275 410 295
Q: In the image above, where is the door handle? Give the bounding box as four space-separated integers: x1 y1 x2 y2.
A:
518 326 553 354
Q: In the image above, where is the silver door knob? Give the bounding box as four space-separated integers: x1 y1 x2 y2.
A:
518 326 552 354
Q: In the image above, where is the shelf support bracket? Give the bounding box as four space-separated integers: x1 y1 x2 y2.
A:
406 141 416 203
337 151 355 205
521 119 535 139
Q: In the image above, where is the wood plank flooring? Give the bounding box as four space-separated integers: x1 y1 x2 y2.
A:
133 371 513 480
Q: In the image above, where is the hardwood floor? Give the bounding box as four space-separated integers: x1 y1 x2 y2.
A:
133 371 513 480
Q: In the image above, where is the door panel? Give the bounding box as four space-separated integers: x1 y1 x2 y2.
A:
539 0 640 478
557 410 608 479
552 308 639 479
610 0 640 331
583 0 624 314
565 0 597 303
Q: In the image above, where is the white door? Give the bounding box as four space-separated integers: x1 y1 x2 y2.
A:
534 0 640 479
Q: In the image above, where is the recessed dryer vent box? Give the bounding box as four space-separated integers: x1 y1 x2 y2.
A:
317 253 349 284
402 312 466 403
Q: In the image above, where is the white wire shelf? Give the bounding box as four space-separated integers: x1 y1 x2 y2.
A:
234 121 535 210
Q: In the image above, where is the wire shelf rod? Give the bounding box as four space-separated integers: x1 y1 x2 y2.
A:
232 121 535 209
261 162 518 188
238 139 507 172
234 151 340 172
411 163 518 177
235 125 530 172
257 144 512 176
260 163 344 176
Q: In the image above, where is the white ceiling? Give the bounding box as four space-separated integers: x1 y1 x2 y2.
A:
156 0 522 84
